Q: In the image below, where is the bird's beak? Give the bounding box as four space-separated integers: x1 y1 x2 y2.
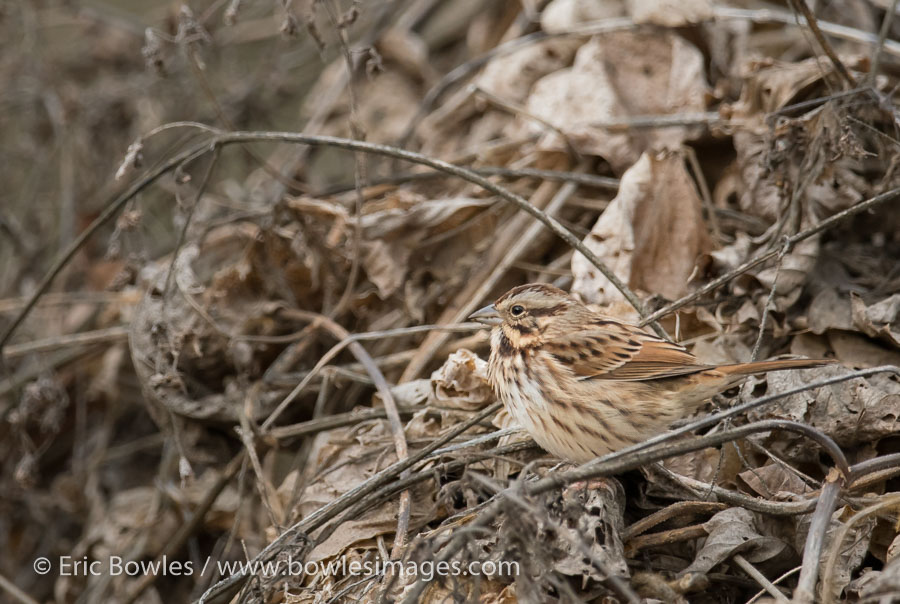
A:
468 304 502 326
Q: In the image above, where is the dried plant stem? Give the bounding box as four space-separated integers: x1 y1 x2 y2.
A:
793 470 843 604
266 405 436 442
750 244 788 362
266 309 412 547
627 523 707 554
713 7 900 56
162 146 219 310
661 472 819 517
623 501 727 541
323 0 367 320
747 566 802 604
1 325 129 358
849 451 900 484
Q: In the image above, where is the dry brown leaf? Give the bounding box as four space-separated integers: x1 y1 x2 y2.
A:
808 288 854 334
363 239 411 298
851 292 900 348
662 447 723 485
746 365 900 449
572 150 712 304
737 462 814 499
681 508 788 576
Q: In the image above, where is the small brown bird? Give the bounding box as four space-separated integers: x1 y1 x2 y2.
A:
469 283 832 463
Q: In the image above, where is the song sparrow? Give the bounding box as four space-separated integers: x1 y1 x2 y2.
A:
469 283 832 463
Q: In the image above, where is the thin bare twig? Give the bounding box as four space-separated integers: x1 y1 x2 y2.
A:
713 7 900 57
747 566 802 604
734 554 790 604
0 572 40 604
1 325 129 359
750 243 788 362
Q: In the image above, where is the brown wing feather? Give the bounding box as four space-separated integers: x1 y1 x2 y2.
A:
543 320 713 382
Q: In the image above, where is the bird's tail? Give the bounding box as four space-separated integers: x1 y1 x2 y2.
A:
717 358 835 376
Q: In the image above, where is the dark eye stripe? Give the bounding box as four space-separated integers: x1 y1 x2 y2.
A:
528 304 566 317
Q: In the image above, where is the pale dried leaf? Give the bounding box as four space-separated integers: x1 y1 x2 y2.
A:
628 0 713 27
430 348 493 410
541 0 626 32
517 32 708 168
682 508 788 576
475 38 582 103
851 292 900 347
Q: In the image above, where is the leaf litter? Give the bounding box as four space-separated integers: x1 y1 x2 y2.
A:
2 1 900 603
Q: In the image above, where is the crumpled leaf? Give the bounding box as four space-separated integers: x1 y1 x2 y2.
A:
851 292 900 347
681 508 788 576
572 150 712 304
430 348 493 410
737 462 814 499
808 288 854 334
363 239 411 298
474 38 582 103
746 365 900 449
515 32 708 169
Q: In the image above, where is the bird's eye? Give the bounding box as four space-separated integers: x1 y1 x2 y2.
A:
510 305 525 316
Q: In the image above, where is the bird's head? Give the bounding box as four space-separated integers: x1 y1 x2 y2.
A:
468 283 584 348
